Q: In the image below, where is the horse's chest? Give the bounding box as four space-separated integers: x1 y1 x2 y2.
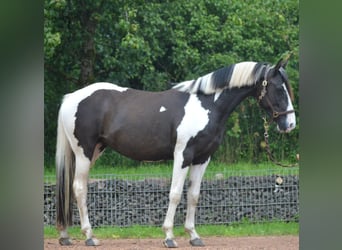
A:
175 95 224 167
176 95 210 142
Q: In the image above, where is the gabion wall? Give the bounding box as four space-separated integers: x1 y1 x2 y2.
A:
44 168 299 227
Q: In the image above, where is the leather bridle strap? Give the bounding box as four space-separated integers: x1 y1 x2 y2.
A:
258 76 297 168
258 79 295 123
264 95 295 122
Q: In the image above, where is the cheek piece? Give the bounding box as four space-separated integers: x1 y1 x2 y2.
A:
258 80 295 123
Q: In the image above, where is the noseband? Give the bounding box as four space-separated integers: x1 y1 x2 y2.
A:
258 79 295 123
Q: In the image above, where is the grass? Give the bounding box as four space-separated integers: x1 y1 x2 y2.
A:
44 161 298 184
45 161 298 178
44 222 298 239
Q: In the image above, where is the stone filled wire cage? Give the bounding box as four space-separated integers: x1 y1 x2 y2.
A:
44 168 299 228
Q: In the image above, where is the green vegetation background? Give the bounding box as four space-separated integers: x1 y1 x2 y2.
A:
44 0 299 168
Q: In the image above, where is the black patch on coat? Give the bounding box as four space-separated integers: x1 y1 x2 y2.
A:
74 88 189 162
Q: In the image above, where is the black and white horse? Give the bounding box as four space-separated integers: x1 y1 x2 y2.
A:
55 58 296 247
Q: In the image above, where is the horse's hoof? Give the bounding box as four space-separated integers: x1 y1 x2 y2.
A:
190 238 205 246
163 238 178 248
85 238 100 246
59 237 72 246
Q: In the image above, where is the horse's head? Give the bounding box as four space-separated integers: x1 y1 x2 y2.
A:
257 58 296 133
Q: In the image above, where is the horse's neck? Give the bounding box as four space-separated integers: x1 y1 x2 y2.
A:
214 86 255 120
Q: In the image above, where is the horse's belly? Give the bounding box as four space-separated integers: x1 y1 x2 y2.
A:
107 134 174 161
115 144 173 161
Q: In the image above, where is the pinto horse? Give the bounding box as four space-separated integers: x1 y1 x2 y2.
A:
55 58 296 247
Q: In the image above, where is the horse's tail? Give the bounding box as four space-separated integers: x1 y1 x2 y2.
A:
55 100 75 230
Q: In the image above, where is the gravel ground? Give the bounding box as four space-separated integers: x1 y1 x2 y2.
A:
44 235 299 249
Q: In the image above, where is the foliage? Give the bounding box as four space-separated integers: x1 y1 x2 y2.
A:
44 0 299 167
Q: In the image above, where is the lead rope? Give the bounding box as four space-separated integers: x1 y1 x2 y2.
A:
262 117 299 168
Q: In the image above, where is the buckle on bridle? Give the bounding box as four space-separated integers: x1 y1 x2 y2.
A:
258 80 268 101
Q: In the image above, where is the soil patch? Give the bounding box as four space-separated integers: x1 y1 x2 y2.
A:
45 235 298 249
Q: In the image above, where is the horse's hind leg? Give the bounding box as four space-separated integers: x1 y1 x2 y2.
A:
185 158 210 246
58 228 72 245
73 154 100 246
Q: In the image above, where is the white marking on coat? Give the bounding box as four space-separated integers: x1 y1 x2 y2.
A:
214 89 223 102
160 106 167 112
59 82 128 159
174 95 210 165
282 83 296 132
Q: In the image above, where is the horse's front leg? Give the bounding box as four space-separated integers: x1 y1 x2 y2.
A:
185 158 210 246
73 155 100 246
162 159 189 248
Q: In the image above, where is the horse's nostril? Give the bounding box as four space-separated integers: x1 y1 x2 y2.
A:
286 123 295 132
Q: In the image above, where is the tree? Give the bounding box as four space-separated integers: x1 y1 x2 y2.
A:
44 0 299 166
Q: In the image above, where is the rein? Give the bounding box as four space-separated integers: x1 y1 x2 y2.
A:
258 78 298 168
262 117 298 168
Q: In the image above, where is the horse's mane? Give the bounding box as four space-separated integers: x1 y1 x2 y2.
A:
173 62 272 94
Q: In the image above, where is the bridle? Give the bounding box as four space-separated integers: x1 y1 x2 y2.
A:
257 79 295 123
257 69 298 168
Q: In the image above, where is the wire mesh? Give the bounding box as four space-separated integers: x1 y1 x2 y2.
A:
44 167 299 227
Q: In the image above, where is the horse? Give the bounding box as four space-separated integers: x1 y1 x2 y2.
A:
55 58 296 247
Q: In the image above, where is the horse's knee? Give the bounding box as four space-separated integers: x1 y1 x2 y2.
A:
188 192 200 206
169 191 182 205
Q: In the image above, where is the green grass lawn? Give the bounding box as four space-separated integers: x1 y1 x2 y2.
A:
45 161 298 180
45 221 298 239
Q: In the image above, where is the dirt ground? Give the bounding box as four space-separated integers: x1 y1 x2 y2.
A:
45 235 298 249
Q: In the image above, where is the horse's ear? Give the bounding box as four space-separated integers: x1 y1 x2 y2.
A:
274 53 291 71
